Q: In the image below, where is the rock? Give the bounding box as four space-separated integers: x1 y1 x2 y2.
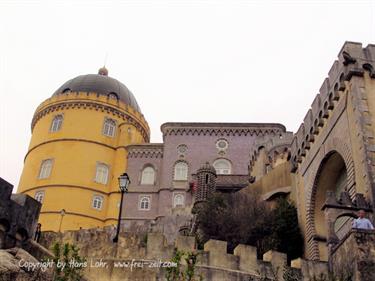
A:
0 248 53 281
0 250 20 274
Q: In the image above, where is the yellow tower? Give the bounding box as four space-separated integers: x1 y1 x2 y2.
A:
17 67 150 231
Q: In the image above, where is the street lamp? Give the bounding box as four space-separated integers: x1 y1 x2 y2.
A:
113 173 130 243
58 209 66 233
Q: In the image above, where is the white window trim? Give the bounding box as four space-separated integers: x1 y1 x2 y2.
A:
173 192 185 208
94 162 110 185
138 195 151 211
140 166 156 185
102 117 117 137
50 114 64 132
92 195 104 210
38 159 54 179
35 190 45 203
216 139 229 151
213 158 232 175
173 161 189 181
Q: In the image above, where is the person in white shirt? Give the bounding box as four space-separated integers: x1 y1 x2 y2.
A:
352 209 374 230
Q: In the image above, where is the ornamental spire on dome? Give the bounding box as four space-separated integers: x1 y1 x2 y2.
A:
98 66 108 76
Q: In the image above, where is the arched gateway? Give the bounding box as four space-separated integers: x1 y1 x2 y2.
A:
306 148 356 261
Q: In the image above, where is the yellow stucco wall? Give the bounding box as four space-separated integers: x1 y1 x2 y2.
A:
18 91 149 232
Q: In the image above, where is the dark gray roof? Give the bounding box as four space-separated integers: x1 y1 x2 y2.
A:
53 73 141 113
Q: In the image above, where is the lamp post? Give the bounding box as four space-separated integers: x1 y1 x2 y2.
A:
58 209 66 233
113 173 130 243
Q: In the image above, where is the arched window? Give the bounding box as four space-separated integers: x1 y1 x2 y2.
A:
102 118 116 137
92 195 104 210
174 162 188 181
34 191 45 203
213 159 232 175
50 115 63 132
173 194 184 208
141 166 155 185
139 196 151 210
38 159 53 179
95 163 109 184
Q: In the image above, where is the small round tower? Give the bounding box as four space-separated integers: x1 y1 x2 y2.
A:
194 162 217 206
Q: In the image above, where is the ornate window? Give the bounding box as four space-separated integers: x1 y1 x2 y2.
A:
139 196 151 210
102 118 116 137
173 194 185 208
95 163 109 184
50 115 63 132
174 162 188 181
38 159 53 179
141 166 155 185
92 195 104 210
213 159 232 175
34 191 45 203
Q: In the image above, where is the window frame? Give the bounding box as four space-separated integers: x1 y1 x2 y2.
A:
213 158 232 175
38 159 53 179
95 162 109 185
173 161 189 181
102 117 117 137
138 195 151 211
50 114 64 132
173 193 185 208
140 166 156 185
34 190 45 203
92 195 104 210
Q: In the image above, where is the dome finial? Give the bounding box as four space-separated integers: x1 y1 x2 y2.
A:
98 66 108 76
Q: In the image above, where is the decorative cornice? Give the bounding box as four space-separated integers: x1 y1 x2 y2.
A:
21 184 122 196
24 138 117 162
31 97 150 142
127 144 164 159
160 123 286 139
40 210 105 222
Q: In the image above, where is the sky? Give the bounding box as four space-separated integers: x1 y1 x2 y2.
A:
0 0 374 188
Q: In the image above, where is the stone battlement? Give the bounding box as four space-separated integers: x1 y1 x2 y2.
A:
249 132 293 172
290 42 375 171
0 178 41 249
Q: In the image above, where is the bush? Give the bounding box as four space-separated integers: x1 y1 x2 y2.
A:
196 191 303 262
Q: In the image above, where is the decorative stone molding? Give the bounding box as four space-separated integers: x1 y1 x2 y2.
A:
31 92 150 142
305 140 356 260
161 122 286 139
127 144 164 159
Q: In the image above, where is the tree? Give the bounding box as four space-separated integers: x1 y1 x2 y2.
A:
52 242 86 281
196 191 304 262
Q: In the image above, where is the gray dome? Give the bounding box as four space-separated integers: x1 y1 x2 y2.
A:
53 71 141 113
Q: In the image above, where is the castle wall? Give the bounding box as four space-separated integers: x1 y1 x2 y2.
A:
289 42 375 261
331 229 375 281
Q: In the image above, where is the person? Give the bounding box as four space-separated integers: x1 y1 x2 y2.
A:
34 223 42 242
352 209 374 230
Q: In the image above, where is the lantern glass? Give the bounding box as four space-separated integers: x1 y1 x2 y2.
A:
118 173 130 192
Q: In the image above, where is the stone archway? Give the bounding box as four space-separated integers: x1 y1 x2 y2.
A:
307 151 351 261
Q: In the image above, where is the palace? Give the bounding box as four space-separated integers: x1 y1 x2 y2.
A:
17 41 375 263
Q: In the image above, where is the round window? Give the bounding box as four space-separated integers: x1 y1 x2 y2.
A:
216 139 229 150
177 144 188 155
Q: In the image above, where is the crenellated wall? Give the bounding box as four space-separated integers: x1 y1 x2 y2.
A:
286 42 375 261
39 227 331 281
